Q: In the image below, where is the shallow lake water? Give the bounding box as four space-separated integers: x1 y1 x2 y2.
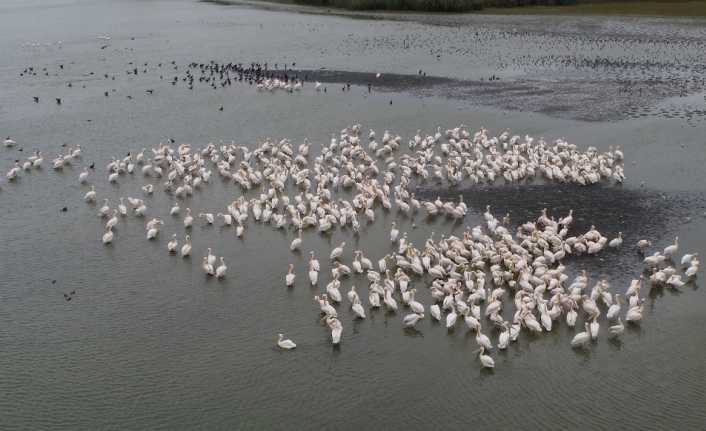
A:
1 0 705 430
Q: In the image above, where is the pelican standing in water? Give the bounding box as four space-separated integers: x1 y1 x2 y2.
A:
609 318 624 337
390 222 399 243
84 185 97 202
102 227 114 244
277 334 296 350
215 257 227 279
477 347 494 369
180 235 192 257
326 315 343 345
167 234 178 253
571 323 591 348
285 264 295 287
202 256 215 276
403 312 423 327
330 242 345 260
290 229 302 251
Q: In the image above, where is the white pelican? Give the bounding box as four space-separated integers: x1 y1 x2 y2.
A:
202 257 215 276
608 232 623 248
681 253 697 266
217 212 233 226
390 221 399 243
199 212 214 225
183 208 193 228
98 199 110 217
326 316 343 344
167 234 178 253
146 226 160 240
84 186 97 203
215 257 227 278
326 279 342 303
498 324 510 350
403 313 423 327
429 304 441 321
446 305 458 329
636 239 651 254
32 153 43 168
475 326 493 350
285 264 295 287
290 230 302 251
79 168 89 184
181 235 192 257
477 347 494 369
571 323 591 348
352 298 366 319
105 210 118 229
330 242 345 260
663 237 679 258
117 198 127 216
625 305 643 323
277 334 296 350
606 294 622 320
206 248 216 266
102 227 114 244
609 318 624 337
408 290 424 314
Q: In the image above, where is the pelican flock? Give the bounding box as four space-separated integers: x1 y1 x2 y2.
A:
1 124 699 368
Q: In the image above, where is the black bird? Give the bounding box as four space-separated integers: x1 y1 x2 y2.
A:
89 162 95 169
104 91 109 97
61 207 67 212
33 96 39 103
56 98 61 105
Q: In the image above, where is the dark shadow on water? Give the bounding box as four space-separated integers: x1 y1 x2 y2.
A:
571 346 592 362
478 366 495 376
607 336 623 351
402 327 424 338
626 323 644 337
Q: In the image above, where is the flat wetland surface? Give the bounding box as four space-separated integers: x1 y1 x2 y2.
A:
1 0 705 430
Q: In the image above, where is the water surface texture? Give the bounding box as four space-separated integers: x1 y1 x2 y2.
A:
1 1 705 430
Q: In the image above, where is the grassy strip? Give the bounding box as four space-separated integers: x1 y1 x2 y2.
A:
483 1 706 16
204 0 706 16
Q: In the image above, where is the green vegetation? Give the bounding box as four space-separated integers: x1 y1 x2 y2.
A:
289 0 484 12
221 0 706 15
484 1 706 16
